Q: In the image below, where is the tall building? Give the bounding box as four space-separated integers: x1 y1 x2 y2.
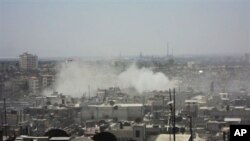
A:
19 52 38 70
28 77 40 94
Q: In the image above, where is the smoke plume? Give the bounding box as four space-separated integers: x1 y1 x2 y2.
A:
44 61 176 97
118 64 176 93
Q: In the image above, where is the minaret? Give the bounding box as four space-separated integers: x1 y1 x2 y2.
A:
167 42 169 57
172 48 174 57
140 52 143 58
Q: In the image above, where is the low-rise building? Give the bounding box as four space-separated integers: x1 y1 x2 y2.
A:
41 75 55 89
83 103 144 121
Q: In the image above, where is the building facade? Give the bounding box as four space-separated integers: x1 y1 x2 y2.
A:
19 52 38 70
28 77 40 94
42 75 55 89
82 103 144 121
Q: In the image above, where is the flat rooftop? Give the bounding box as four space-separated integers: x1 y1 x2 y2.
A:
50 137 71 141
147 134 191 141
89 103 143 107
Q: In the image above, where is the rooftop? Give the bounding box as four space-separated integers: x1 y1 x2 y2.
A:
147 134 191 141
88 103 143 108
200 106 214 110
224 118 241 122
50 137 71 141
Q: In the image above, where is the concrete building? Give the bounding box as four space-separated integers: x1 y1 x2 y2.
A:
83 103 144 121
133 124 146 141
109 123 191 141
210 107 250 121
206 121 226 133
147 134 191 141
19 52 38 70
28 77 40 94
198 106 215 118
42 75 55 89
109 126 134 141
108 123 146 141
185 99 206 117
15 136 49 141
46 95 66 106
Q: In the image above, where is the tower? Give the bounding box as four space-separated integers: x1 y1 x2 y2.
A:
19 52 38 70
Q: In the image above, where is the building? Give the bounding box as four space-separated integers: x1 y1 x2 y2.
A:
185 98 206 117
83 103 144 121
19 52 38 70
42 75 55 89
46 95 65 106
133 124 146 141
244 53 250 63
109 123 191 141
28 77 40 94
147 134 191 141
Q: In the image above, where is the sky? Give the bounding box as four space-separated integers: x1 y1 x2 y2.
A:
0 0 249 58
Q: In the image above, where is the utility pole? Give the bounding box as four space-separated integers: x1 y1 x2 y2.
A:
167 42 169 57
173 88 176 141
169 88 172 102
1 115 3 141
189 116 193 141
169 88 172 141
88 85 90 100
4 98 7 137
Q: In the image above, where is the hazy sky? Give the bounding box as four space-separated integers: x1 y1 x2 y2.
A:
0 0 249 58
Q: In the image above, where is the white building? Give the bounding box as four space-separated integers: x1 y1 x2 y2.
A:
19 52 38 70
83 103 144 121
109 123 191 141
28 77 40 94
219 93 229 101
147 134 191 141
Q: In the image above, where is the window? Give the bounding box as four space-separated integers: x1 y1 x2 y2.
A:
136 130 140 138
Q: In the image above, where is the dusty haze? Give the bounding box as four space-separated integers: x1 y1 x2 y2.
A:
1 0 249 57
43 61 176 97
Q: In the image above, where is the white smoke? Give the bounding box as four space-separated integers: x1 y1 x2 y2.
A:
118 64 176 93
44 61 176 97
51 61 118 97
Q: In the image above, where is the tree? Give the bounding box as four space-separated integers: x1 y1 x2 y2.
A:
109 100 115 106
135 117 142 123
92 132 117 141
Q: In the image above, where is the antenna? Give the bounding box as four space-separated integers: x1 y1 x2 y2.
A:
167 42 169 57
88 85 90 100
4 98 7 137
173 88 176 141
172 48 174 57
169 88 172 141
